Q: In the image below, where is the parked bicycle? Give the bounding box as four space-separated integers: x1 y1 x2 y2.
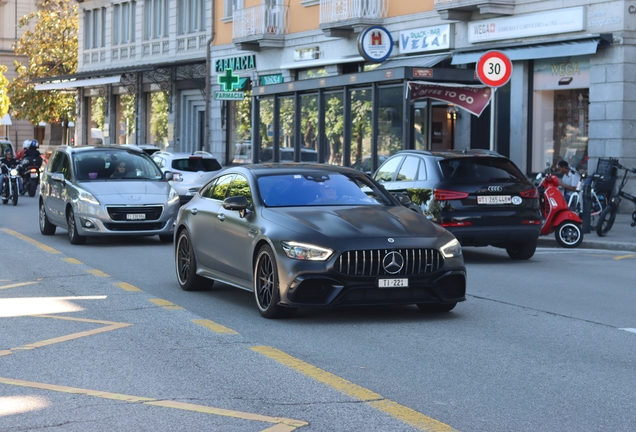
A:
567 173 609 230
596 163 636 236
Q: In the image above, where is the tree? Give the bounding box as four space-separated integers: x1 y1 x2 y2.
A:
0 66 9 118
8 0 78 143
150 92 169 145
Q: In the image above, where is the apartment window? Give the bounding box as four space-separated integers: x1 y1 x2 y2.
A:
178 0 206 34
84 7 106 49
113 1 137 45
144 0 169 40
224 0 244 19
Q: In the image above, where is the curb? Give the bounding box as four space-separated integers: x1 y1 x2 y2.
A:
537 238 636 253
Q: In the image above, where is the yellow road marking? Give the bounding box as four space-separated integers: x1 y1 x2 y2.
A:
87 269 109 277
115 282 142 292
1 315 131 357
614 254 635 261
149 298 184 310
193 319 239 334
0 377 308 430
0 228 62 254
63 257 83 264
0 281 39 290
252 346 458 432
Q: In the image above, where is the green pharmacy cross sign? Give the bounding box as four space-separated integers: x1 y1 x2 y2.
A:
218 68 240 91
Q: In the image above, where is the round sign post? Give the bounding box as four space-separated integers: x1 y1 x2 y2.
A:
476 51 512 152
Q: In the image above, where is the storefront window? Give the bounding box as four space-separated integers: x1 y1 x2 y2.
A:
412 101 429 150
532 56 590 172
349 88 372 166
228 90 252 164
301 94 318 162
298 68 328 80
378 86 404 158
279 96 295 153
323 91 344 165
259 97 274 162
148 91 168 149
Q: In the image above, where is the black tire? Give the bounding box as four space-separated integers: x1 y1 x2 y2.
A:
11 180 18 206
254 245 297 319
39 200 56 235
555 222 583 248
175 230 210 291
66 207 86 245
416 302 457 313
159 234 173 243
28 179 37 197
505 240 537 260
596 205 617 237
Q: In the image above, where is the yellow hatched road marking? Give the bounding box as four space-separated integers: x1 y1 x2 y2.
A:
0 228 61 254
115 282 142 292
63 257 83 264
0 281 39 290
613 254 635 260
193 319 239 334
252 346 458 432
87 269 109 277
149 298 184 310
0 377 308 430
2 315 131 356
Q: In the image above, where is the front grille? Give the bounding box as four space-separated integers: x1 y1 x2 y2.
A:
334 249 443 276
107 206 163 221
103 222 165 231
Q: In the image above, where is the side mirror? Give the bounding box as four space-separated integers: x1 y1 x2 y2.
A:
51 172 65 183
393 192 413 207
164 171 174 181
223 196 250 218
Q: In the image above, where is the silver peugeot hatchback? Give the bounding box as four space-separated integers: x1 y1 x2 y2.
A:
39 145 180 244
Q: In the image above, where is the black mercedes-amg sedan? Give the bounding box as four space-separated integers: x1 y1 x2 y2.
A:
174 163 466 319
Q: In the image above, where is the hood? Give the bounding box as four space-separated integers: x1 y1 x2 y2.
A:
81 181 171 205
263 205 441 239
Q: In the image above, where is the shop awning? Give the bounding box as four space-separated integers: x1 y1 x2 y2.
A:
280 55 365 70
34 75 121 91
451 39 600 65
376 53 451 69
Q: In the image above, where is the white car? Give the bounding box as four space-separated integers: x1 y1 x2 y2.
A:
152 151 223 205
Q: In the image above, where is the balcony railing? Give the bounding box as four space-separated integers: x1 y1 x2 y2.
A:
320 0 388 25
233 4 289 40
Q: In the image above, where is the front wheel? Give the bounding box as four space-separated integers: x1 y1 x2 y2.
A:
254 245 297 319
175 230 210 291
11 180 18 205
506 240 537 260
28 179 37 197
555 222 583 248
596 205 617 237
66 207 86 245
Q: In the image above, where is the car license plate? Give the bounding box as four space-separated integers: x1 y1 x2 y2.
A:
478 195 511 204
30 172 38 178
378 278 408 288
126 213 146 220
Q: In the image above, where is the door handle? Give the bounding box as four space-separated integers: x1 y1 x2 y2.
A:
217 214 226 222
190 208 198 215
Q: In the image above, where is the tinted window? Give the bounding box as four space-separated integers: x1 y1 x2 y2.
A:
171 157 222 172
396 156 421 182
75 150 163 181
228 175 253 207
375 156 403 182
439 157 527 182
209 174 234 201
200 178 218 198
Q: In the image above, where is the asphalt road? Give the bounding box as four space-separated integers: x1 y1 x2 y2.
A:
1 195 635 431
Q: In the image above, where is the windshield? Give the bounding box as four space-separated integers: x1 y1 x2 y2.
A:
75 150 163 181
439 157 527 182
257 172 392 207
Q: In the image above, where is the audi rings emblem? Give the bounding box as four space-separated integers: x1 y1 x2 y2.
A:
382 251 404 274
387 238 395 243
487 186 503 192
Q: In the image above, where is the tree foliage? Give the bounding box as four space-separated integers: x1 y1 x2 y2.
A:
8 0 78 125
150 92 169 145
0 66 9 118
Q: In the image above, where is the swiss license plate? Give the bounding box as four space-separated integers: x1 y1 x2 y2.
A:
478 195 511 205
378 278 409 288
126 213 146 220
30 173 38 178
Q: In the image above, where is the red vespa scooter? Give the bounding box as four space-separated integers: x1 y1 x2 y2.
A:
536 170 584 248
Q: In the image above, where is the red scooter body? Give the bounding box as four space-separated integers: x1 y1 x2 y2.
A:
538 173 584 247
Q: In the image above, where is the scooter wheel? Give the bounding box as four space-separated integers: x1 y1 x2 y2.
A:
555 221 583 248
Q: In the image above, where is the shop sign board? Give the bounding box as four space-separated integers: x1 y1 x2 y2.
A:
214 91 245 101
468 7 584 43
533 56 590 91
215 68 245 100
214 54 256 73
408 82 492 117
476 51 512 88
260 74 284 86
398 24 450 55
357 26 393 63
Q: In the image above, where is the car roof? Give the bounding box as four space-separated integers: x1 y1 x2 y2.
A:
154 151 218 159
58 144 145 154
395 149 506 159
235 163 365 177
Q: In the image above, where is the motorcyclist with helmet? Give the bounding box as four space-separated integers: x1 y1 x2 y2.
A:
0 147 24 197
19 140 43 196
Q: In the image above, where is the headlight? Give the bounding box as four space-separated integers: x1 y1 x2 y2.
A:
167 186 180 205
281 241 333 261
9 168 18 176
440 238 462 258
78 189 100 205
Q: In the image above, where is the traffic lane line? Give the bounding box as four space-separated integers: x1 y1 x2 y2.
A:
253 346 458 432
0 376 308 430
149 298 185 310
0 228 61 254
193 318 239 334
0 280 39 290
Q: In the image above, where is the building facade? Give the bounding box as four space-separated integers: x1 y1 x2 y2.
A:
61 0 635 207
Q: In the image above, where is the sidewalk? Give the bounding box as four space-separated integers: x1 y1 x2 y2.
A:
537 212 636 252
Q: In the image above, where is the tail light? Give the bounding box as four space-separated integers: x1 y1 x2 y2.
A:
434 189 469 201
172 172 183 181
30 167 38 173
520 188 539 199
522 220 542 225
441 221 473 227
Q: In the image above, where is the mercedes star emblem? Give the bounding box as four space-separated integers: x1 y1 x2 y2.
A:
382 251 404 274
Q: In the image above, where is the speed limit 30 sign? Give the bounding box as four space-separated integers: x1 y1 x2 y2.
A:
476 51 512 87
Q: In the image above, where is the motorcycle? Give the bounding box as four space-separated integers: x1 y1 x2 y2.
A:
535 169 584 248
20 156 42 197
1 162 20 206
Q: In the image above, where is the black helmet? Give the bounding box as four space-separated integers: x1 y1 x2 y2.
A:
3 148 12 155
